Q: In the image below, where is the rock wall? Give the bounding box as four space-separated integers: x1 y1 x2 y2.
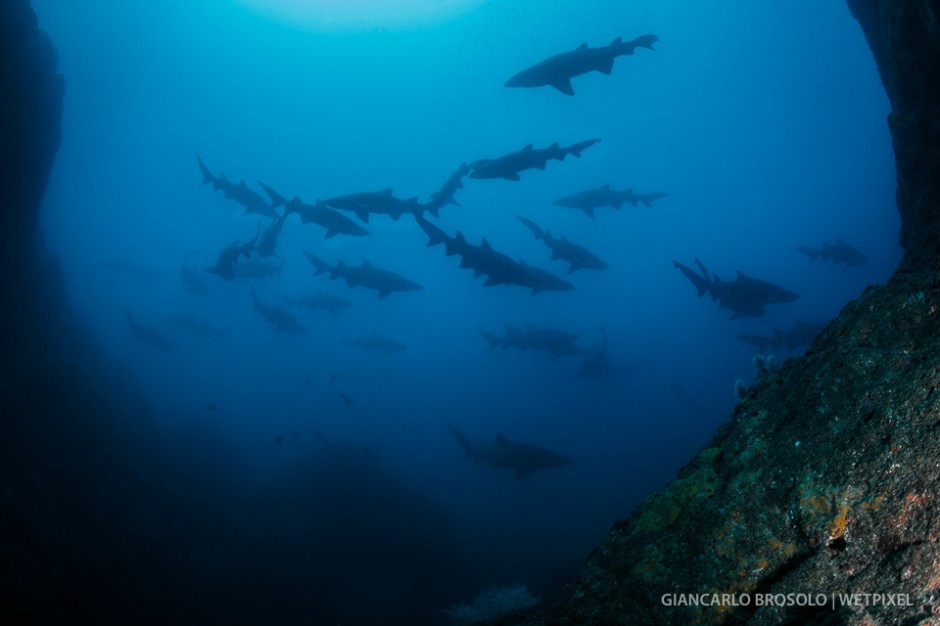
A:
847 0 940 270
0 0 65 372
495 1 940 624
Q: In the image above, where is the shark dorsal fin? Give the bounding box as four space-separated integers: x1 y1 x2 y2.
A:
550 141 559 149
611 36 623 45
239 180 248 188
496 434 509 444
523 144 533 151
381 188 393 195
456 231 466 243
481 238 492 249
363 260 373 268
577 42 588 50
602 183 610 190
736 270 748 280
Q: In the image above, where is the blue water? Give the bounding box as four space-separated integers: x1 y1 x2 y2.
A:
32 0 897 622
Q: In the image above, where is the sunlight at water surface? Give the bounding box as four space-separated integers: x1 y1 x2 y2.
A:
232 0 486 31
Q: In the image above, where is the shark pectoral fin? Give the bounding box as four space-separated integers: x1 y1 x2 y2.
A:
378 290 390 299
504 173 521 181
597 59 615 75
355 210 370 223
551 79 575 96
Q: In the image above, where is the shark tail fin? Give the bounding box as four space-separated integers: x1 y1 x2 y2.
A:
692 258 713 285
303 250 332 276
448 424 476 460
196 154 217 186
415 213 446 248
565 138 602 158
795 247 818 262
633 34 660 50
286 196 304 216
259 181 288 208
515 215 544 240
673 261 709 297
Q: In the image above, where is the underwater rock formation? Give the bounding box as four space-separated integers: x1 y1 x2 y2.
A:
0 10 467 625
496 1 940 624
0 0 65 369
847 0 940 271
499 275 940 625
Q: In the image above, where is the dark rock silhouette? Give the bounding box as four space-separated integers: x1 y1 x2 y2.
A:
0 0 64 368
848 0 940 271
1 3 470 625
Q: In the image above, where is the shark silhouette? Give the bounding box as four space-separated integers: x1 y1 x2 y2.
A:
448 425 574 480
505 34 658 95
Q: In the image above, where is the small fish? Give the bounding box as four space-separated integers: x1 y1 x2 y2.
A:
340 392 356 407
207 403 217 412
326 372 344 383
275 435 283 445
